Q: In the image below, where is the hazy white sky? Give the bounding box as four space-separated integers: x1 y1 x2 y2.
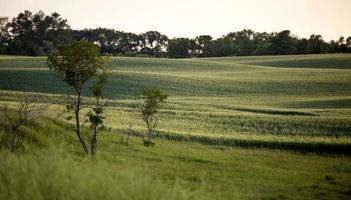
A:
1 0 350 40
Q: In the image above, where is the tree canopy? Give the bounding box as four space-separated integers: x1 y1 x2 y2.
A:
47 41 106 155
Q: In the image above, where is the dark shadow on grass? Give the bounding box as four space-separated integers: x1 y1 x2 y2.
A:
153 131 351 155
284 98 351 109
214 105 315 116
248 58 351 69
173 155 217 164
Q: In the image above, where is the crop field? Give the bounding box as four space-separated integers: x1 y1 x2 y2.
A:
1 54 351 199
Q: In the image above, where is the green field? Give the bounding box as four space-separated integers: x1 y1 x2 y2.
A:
1 54 351 199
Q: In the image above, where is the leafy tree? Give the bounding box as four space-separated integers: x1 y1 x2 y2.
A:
329 40 338 53
47 41 106 154
188 39 197 56
0 17 10 54
308 34 326 54
73 29 142 56
6 10 71 55
167 38 191 58
268 30 296 55
336 36 347 52
139 88 167 145
347 36 351 53
120 32 141 53
226 29 255 56
9 10 35 55
86 70 107 157
195 35 212 57
210 37 234 57
140 31 168 57
295 38 309 54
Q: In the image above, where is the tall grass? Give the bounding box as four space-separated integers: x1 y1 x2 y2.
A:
1 118 351 200
0 149 216 200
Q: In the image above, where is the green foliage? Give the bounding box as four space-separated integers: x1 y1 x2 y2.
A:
140 88 167 143
47 41 106 154
47 41 105 88
86 68 108 156
1 10 71 56
140 31 168 57
141 88 167 119
168 38 191 58
195 35 213 57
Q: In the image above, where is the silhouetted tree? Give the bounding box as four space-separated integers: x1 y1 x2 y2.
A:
167 38 191 58
8 10 71 55
195 35 212 57
347 36 351 53
295 38 309 54
308 34 326 54
140 31 168 57
210 37 234 57
268 30 296 55
0 17 10 54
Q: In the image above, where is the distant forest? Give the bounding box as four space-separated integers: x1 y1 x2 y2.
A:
1 10 350 58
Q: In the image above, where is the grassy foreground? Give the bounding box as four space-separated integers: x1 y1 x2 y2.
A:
0 54 351 199
0 118 351 200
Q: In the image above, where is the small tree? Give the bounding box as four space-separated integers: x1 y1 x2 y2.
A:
139 88 167 145
1 95 45 151
47 41 106 154
86 71 107 157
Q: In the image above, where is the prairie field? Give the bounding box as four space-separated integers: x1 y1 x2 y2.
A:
0 54 351 199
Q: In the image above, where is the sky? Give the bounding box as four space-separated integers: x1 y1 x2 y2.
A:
1 0 351 41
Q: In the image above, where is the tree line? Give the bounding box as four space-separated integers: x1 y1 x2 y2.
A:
1 10 350 57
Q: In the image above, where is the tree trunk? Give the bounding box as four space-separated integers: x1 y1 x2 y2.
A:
90 128 97 157
75 92 88 154
10 130 16 152
93 134 97 156
147 128 152 143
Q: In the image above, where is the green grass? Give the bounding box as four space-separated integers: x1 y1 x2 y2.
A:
1 118 351 200
0 54 351 146
0 54 351 199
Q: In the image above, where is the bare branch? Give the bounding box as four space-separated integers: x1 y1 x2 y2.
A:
0 93 47 151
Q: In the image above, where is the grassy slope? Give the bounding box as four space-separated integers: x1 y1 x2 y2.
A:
0 54 350 141
0 54 351 199
0 118 351 200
